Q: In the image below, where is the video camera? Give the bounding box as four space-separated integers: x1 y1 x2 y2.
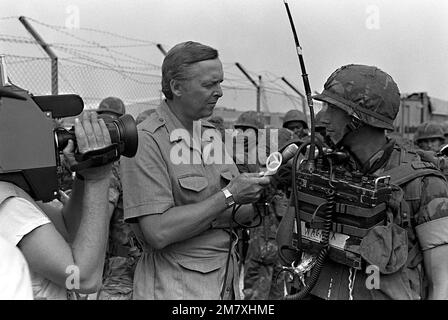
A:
0 55 138 202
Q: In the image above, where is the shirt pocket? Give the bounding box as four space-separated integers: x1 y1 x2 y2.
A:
178 175 208 192
176 257 225 299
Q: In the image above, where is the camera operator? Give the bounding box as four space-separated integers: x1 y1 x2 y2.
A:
0 111 114 300
120 41 271 300
0 235 33 299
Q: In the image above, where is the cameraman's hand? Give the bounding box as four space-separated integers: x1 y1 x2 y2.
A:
63 111 112 181
226 172 271 204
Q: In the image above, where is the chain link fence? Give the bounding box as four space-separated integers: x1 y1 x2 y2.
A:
1 16 306 122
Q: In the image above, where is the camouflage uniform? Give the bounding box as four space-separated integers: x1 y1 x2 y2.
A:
412 122 448 179
243 128 294 300
233 111 265 174
243 190 289 300
415 149 448 179
94 97 142 300
97 161 142 300
281 64 448 300
208 115 226 141
299 140 448 300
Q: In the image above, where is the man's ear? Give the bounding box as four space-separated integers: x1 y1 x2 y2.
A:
170 79 183 98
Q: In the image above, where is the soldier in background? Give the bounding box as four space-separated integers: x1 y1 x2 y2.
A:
414 122 446 153
231 111 266 296
413 122 448 179
243 127 295 300
282 109 308 140
208 115 226 141
95 97 142 300
314 109 327 141
233 111 266 174
441 121 448 144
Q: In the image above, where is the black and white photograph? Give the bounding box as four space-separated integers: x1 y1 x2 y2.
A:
1 0 447 313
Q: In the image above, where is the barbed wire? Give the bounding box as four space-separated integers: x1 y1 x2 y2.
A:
23 16 158 68
0 34 36 43
0 16 18 21
0 16 304 114
51 42 156 49
52 44 158 69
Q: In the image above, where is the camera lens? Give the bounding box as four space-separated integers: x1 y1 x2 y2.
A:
104 114 138 157
54 114 138 158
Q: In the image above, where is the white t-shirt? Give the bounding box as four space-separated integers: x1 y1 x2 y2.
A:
0 235 33 300
0 197 68 300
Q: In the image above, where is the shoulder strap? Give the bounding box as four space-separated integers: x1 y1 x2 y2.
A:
383 161 446 187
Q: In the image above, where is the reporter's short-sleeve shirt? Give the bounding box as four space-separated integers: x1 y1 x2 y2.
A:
120 101 241 300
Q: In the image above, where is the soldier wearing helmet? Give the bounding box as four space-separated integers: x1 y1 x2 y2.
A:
441 121 448 144
208 115 226 141
243 127 295 300
96 96 126 119
233 111 266 174
413 122 448 179
280 64 448 300
282 109 308 139
414 122 445 153
235 110 265 132
314 109 326 141
95 97 142 300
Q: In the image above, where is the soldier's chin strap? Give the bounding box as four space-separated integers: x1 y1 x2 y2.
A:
347 114 363 133
331 115 363 150
70 143 120 172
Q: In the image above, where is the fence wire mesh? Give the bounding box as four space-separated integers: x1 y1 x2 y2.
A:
1 16 307 121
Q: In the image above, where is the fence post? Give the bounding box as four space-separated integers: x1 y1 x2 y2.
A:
281 77 307 122
19 16 58 95
235 62 260 112
156 44 167 56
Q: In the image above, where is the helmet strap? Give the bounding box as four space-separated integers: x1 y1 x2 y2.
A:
347 115 363 132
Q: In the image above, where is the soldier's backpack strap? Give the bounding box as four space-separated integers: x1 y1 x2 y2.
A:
383 161 446 187
382 160 445 273
382 160 445 228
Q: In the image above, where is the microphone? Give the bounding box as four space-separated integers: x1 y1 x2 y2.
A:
33 94 84 118
438 144 448 157
262 152 283 176
281 143 299 164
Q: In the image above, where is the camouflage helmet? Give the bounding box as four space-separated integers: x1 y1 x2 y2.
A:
283 109 308 129
314 110 325 129
208 115 225 127
413 122 445 143
208 115 226 137
234 111 265 130
313 64 400 131
277 127 296 151
136 108 156 125
97 97 126 117
441 121 448 136
258 127 295 162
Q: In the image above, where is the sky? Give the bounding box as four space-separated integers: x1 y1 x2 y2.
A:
1 0 448 112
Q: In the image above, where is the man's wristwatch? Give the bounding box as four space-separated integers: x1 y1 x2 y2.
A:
221 187 235 208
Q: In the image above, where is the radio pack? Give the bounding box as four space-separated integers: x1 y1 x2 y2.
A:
292 158 393 269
